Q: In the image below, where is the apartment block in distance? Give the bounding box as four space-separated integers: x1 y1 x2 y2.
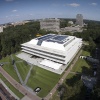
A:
76 14 83 26
40 18 60 32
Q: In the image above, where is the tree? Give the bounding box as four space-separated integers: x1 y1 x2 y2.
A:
89 37 96 52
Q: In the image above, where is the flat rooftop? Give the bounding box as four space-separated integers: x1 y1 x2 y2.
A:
22 34 77 51
36 34 69 44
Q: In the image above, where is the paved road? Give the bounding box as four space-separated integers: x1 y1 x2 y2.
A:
45 50 82 100
14 63 24 84
24 64 33 85
0 79 20 100
16 61 23 63
11 55 24 84
0 62 10 64
0 67 41 100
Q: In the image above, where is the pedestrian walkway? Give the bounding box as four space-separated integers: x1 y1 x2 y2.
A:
11 55 24 84
45 50 82 100
0 67 41 100
14 63 24 84
11 55 37 96
24 64 33 85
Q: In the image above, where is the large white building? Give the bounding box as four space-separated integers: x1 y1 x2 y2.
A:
40 18 60 32
19 34 82 73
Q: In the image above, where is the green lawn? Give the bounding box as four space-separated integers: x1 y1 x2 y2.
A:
12 53 23 61
2 63 20 82
64 73 86 100
50 74 74 100
0 55 11 63
0 74 24 99
27 66 60 98
51 50 91 100
81 50 90 56
49 91 60 100
71 50 92 74
50 73 86 100
16 62 30 81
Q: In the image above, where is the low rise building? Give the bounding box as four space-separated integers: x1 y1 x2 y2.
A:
11 20 30 26
0 26 3 33
60 26 83 33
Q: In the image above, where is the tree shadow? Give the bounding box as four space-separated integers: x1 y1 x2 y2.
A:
65 66 92 87
66 85 86 100
81 66 92 76
62 66 94 100
65 74 81 87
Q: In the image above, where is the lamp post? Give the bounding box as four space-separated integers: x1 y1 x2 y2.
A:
61 78 63 84
50 93 52 99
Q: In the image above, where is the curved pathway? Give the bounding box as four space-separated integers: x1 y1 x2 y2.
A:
24 64 33 85
45 50 82 100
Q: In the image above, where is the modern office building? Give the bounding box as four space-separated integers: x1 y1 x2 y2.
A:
76 14 83 26
40 18 60 32
20 34 82 70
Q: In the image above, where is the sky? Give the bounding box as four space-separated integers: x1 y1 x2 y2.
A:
0 0 100 24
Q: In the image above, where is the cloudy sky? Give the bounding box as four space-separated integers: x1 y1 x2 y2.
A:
0 0 100 24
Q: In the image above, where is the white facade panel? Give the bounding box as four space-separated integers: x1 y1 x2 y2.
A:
21 47 65 60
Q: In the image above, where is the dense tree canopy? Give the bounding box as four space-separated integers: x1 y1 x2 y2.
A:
0 20 100 58
0 21 59 58
73 21 100 53
0 21 40 57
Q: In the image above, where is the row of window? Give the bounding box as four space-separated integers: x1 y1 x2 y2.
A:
22 49 65 62
22 46 65 58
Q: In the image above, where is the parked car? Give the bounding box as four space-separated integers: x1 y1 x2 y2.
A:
34 87 41 93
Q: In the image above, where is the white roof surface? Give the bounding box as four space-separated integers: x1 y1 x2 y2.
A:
40 59 62 70
22 34 76 51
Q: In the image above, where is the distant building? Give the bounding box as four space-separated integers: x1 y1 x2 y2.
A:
60 26 83 33
11 20 30 27
76 14 83 26
0 26 3 33
68 21 73 25
40 18 60 32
